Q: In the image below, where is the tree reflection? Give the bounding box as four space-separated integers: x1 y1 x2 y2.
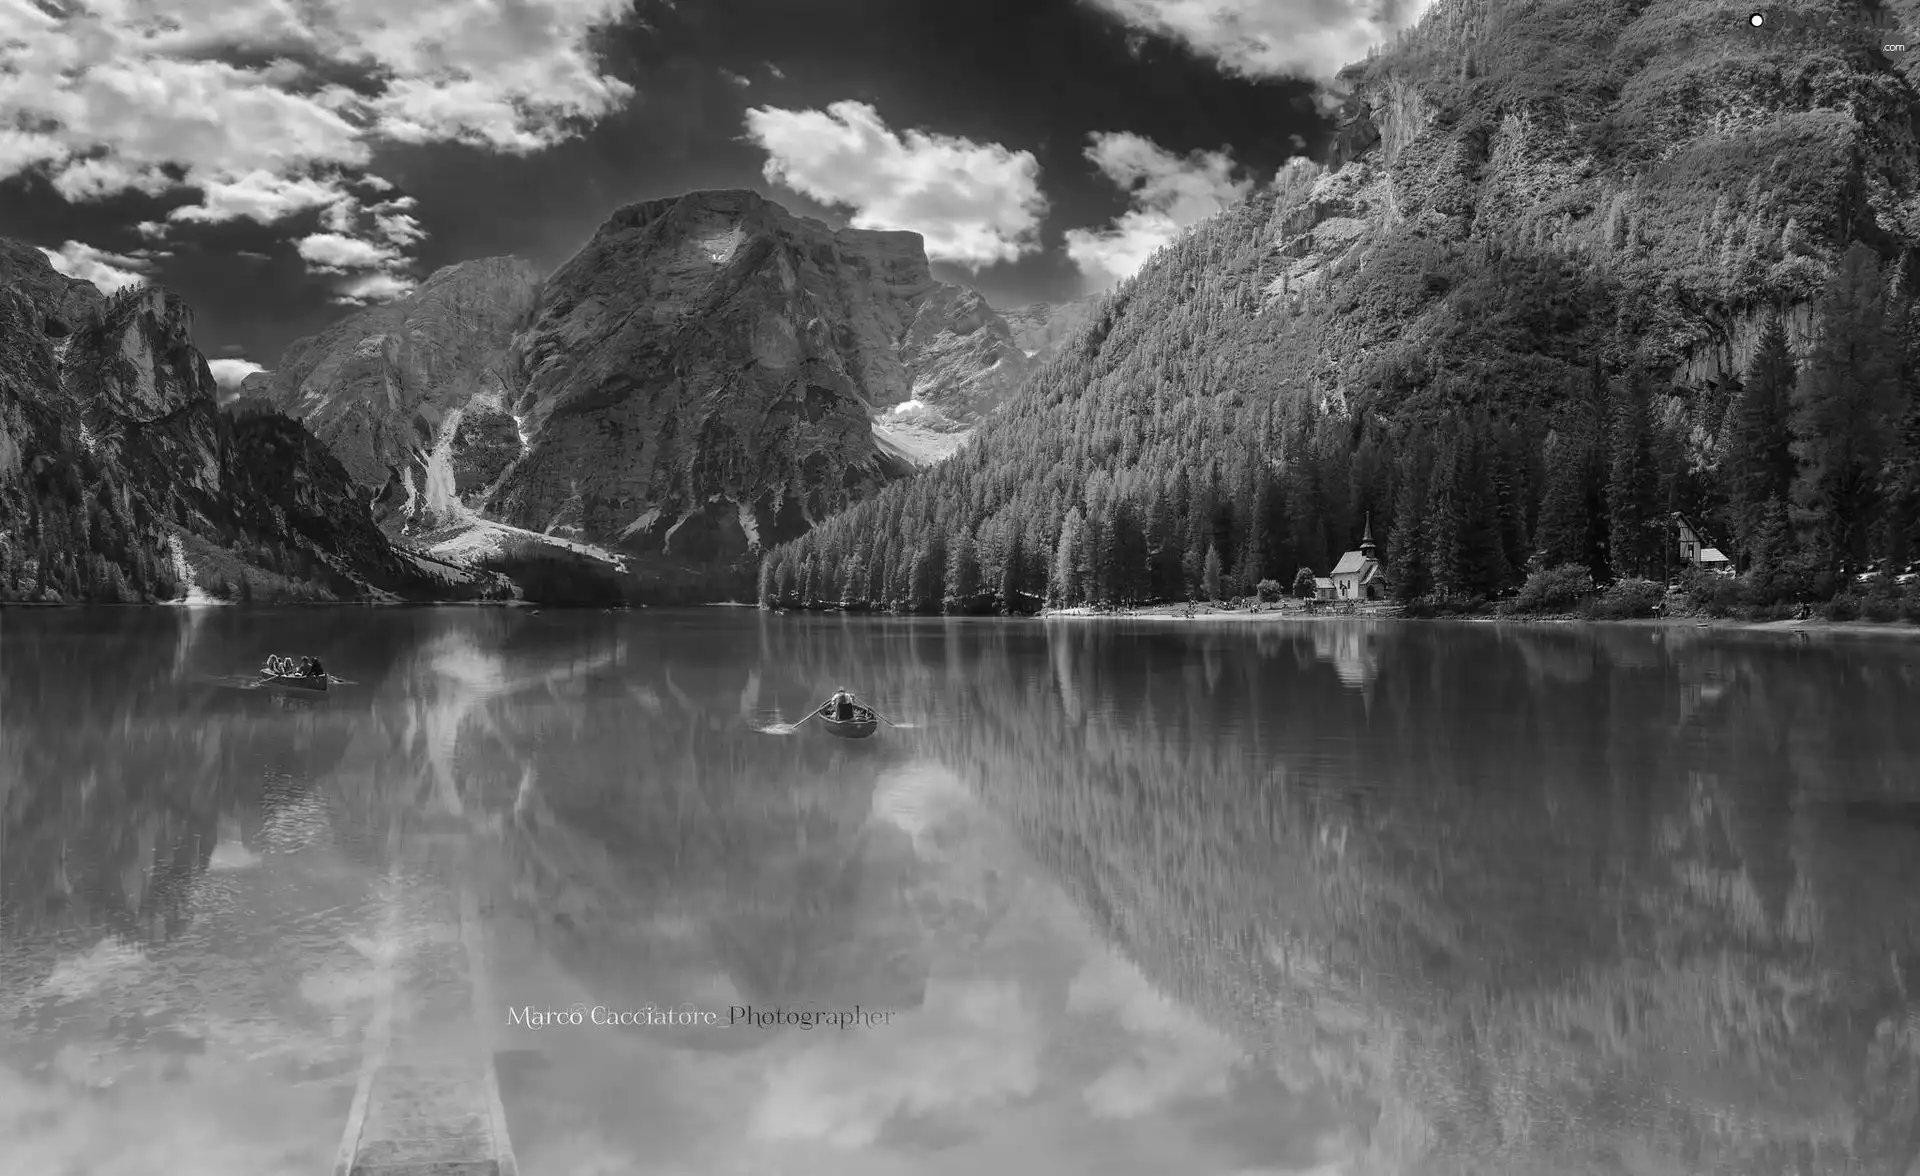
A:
843 618 1920 1175
0 610 374 952
9 609 1920 1172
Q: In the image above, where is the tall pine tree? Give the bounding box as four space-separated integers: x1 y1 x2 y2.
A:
1791 244 1905 576
1727 315 1799 572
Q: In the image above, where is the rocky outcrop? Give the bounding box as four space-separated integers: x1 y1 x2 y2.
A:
1283 0 1920 389
0 240 469 603
268 256 544 529
0 240 103 338
265 190 1039 592
1000 297 1099 361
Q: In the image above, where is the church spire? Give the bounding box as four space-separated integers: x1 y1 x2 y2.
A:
1360 512 1376 559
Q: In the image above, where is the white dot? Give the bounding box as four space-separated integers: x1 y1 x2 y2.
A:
1749 12 1764 25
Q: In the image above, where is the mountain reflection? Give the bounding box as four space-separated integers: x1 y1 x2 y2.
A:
5 610 1920 1174
885 618 1920 1176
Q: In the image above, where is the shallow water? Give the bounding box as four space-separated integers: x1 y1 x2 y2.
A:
3 607 1919 1175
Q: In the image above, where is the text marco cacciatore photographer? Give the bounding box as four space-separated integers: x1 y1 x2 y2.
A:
506 1003 898 1029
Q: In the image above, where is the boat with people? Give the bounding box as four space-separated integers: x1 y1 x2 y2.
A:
260 654 329 692
816 687 878 739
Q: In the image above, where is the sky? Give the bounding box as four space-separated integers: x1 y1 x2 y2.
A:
0 0 1434 388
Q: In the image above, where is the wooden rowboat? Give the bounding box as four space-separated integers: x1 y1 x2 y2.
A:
263 672 329 692
818 704 877 739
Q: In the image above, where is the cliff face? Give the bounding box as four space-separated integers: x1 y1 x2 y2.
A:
1281 0 1920 391
266 189 1035 591
1000 297 1099 361
269 256 545 530
0 240 466 603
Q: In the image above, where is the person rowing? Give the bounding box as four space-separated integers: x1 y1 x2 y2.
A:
825 687 857 721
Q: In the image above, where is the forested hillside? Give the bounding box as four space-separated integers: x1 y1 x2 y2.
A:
759 0 1920 616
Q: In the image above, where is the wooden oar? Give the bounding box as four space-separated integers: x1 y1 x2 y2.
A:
866 707 913 728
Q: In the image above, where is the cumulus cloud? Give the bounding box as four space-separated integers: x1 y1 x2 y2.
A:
1081 0 1435 81
743 100 1047 271
38 241 153 294
0 0 644 303
1065 948 1245 1119
1064 132 1252 289
334 272 416 306
296 232 403 273
750 978 1042 1147
207 358 268 392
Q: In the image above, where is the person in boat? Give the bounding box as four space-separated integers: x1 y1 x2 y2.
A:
827 688 856 721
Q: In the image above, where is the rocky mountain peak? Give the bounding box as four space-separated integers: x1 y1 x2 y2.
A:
262 188 1042 595
68 283 215 425
0 239 104 337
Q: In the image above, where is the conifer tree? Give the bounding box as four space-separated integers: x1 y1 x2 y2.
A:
1607 369 1659 579
1534 410 1603 576
1386 431 1433 599
1727 316 1798 570
1202 543 1222 602
1792 244 1904 576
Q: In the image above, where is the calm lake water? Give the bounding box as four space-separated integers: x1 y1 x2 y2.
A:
3 607 1920 1176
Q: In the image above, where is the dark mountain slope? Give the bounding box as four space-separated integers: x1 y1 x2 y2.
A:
763 0 1920 615
0 242 493 604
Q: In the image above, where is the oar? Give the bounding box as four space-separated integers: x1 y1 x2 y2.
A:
755 701 829 735
866 707 915 729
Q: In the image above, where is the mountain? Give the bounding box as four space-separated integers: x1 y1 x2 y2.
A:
264 189 1040 597
269 255 544 528
0 239 493 604
1000 297 1099 360
761 0 1920 615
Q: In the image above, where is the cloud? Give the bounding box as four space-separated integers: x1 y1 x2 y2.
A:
765 62 787 80
743 100 1047 271
1065 948 1245 1119
1063 132 1252 289
749 978 1042 1148
0 0 646 304
720 69 752 88
1081 0 1435 81
371 200 427 247
334 272 416 306
37 241 152 294
207 358 268 391
296 232 403 273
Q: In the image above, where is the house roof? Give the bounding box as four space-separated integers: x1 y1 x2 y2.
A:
1698 547 1730 564
1313 577 1336 589
1331 550 1368 576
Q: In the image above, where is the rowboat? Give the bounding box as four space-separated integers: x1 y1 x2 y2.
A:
263 672 329 692
818 704 877 739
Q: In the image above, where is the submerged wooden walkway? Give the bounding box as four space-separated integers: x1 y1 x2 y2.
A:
335 834 517 1176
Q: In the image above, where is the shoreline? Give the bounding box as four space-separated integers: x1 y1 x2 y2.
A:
1034 601 1920 638
7 597 1918 638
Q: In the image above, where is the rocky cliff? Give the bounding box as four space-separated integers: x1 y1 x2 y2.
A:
265 189 1036 594
0 240 483 604
269 256 545 530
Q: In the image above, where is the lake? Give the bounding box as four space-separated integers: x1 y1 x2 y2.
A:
3 607 1919 1176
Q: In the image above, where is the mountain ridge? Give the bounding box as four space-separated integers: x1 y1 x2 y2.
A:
0 241 495 604
262 188 1053 596
759 0 1920 616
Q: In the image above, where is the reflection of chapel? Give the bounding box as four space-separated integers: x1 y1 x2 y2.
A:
1330 516 1388 601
